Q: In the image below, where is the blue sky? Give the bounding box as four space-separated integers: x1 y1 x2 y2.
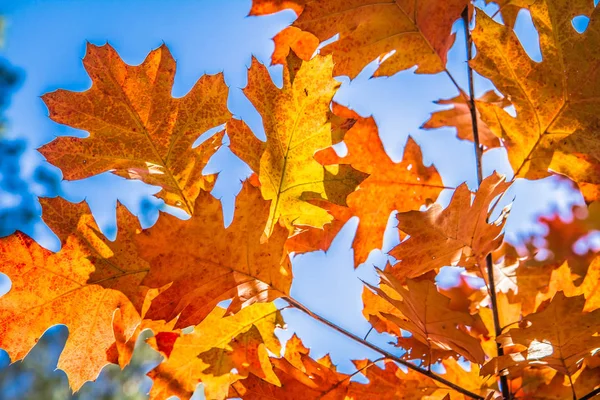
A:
0 0 591 394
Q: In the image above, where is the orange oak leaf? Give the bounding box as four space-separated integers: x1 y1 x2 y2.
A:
107 287 180 369
422 90 510 149
227 55 365 236
250 0 468 78
230 334 352 400
0 198 146 390
364 270 486 364
39 43 230 215
284 199 353 255
439 358 495 400
486 292 600 377
271 26 320 65
40 197 151 313
314 112 446 265
471 5 600 190
537 204 599 276
347 359 440 399
389 172 511 279
509 366 600 400
135 182 292 328
148 303 283 400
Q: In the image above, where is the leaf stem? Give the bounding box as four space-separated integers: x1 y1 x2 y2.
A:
285 296 485 400
462 8 510 400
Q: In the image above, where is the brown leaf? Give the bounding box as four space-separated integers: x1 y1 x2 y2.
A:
364 270 486 364
390 172 511 279
422 90 509 149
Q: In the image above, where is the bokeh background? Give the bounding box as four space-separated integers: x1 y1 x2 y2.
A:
0 0 595 398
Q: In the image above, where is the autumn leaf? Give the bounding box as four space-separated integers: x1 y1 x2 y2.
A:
471 5 600 193
484 292 600 377
389 172 511 278
108 288 180 369
135 182 292 328
422 90 510 149
438 358 494 400
271 26 320 65
148 303 283 400
41 197 151 313
39 43 230 214
0 198 146 390
347 359 440 399
284 199 353 254
313 111 446 265
227 55 365 236
230 334 352 400
364 270 486 364
250 0 468 78
509 366 600 400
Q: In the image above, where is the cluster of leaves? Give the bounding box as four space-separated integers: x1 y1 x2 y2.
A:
1 0 600 399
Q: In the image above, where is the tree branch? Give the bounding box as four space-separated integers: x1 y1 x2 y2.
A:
461 8 511 400
285 296 485 400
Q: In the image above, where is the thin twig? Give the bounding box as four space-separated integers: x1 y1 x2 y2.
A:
579 387 600 400
285 296 485 400
462 8 511 400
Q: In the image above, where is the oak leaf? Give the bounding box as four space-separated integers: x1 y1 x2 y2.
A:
135 182 292 328
148 303 283 400
314 112 446 266
230 334 351 400
250 0 468 78
347 359 439 399
390 172 510 278
472 5 600 192
40 43 230 214
0 198 147 390
485 292 600 377
271 26 320 65
227 55 365 236
364 270 486 364
422 90 510 149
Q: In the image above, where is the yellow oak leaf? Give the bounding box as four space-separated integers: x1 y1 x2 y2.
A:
390 172 511 278
148 303 283 400
40 43 230 215
227 55 362 236
136 182 292 328
250 0 468 78
472 5 600 191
